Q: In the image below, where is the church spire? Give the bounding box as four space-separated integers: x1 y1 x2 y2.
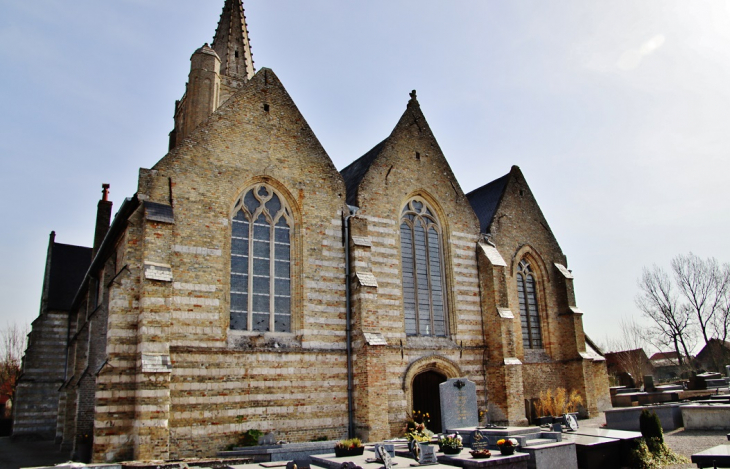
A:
212 0 255 81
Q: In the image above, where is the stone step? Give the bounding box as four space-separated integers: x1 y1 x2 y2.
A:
524 437 558 447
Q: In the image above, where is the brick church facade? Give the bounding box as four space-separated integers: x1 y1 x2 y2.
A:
14 0 610 462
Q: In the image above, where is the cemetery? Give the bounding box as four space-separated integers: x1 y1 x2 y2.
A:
204 378 645 469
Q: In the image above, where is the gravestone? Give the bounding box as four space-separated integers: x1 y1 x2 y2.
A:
726 365 730 378
471 430 490 451
259 432 277 445
643 375 655 392
377 445 395 469
375 444 395 460
439 378 478 431
418 443 438 465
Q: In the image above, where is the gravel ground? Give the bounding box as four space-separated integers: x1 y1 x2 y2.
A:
580 413 729 469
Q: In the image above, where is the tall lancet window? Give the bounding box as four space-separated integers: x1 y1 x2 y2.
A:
230 184 292 332
517 259 542 348
400 198 447 337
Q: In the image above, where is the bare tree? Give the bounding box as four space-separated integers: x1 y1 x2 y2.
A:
672 253 730 345
710 263 730 344
0 321 29 403
636 265 696 368
603 317 654 386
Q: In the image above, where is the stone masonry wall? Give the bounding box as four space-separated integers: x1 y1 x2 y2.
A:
13 310 69 438
348 96 488 437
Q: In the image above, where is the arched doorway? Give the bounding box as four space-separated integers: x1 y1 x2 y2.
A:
412 370 447 433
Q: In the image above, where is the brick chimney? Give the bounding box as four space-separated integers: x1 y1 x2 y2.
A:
92 184 113 258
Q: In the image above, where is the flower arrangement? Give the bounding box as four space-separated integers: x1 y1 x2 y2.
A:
438 433 463 454
496 438 518 456
334 438 364 457
335 438 363 450
404 410 433 442
496 438 518 448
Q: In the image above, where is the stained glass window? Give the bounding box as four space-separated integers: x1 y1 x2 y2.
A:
400 198 447 336
517 260 542 348
230 184 292 332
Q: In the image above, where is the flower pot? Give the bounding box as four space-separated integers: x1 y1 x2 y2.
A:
335 447 365 457
499 446 515 456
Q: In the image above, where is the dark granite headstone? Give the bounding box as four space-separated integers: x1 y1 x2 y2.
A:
643 375 655 392
470 430 490 450
439 378 478 430
418 443 438 465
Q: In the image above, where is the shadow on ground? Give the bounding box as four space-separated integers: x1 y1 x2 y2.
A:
0 437 69 469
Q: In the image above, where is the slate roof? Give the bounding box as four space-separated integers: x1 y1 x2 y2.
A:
144 201 175 224
48 242 92 311
466 172 510 233
340 139 387 206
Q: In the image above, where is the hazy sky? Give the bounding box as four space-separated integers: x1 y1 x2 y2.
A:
2 1 729 349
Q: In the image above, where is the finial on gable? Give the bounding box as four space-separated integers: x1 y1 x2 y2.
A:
409 90 417 100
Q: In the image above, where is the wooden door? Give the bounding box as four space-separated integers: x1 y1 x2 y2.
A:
412 370 447 433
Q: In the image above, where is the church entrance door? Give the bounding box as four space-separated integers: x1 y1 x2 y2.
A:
412 370 447 433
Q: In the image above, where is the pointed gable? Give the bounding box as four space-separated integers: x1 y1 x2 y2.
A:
475 165 565 264
340 92 477 236
152 66 344 215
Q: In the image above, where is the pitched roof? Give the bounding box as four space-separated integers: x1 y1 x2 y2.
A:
48 242 92 311
466 171 511 233
650 351 679 361
340 139 387 207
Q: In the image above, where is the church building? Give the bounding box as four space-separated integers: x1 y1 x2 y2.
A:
14 0 610 463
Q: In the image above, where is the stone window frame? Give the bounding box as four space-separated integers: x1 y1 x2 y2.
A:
399 195 451 338
516 259 542 349
227 179 302 336
511 246 550 353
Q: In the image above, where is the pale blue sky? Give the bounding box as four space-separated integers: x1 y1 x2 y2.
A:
1 1 729 348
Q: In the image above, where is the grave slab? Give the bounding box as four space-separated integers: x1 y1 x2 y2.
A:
220 441 336 466
682 404 730 430
691 444 730 468
518 441 577 469
604 404 684 431
561 434 621 469
436 448 529 469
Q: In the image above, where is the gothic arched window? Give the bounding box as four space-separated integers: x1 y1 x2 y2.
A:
400 198 447 337
230 184 292 332
517 259 542 348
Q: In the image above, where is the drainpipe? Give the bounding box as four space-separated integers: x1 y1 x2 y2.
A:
344 204 359 439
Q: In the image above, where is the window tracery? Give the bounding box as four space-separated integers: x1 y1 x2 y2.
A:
517 259 542 348
400 198 447 336
230 184 292 332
